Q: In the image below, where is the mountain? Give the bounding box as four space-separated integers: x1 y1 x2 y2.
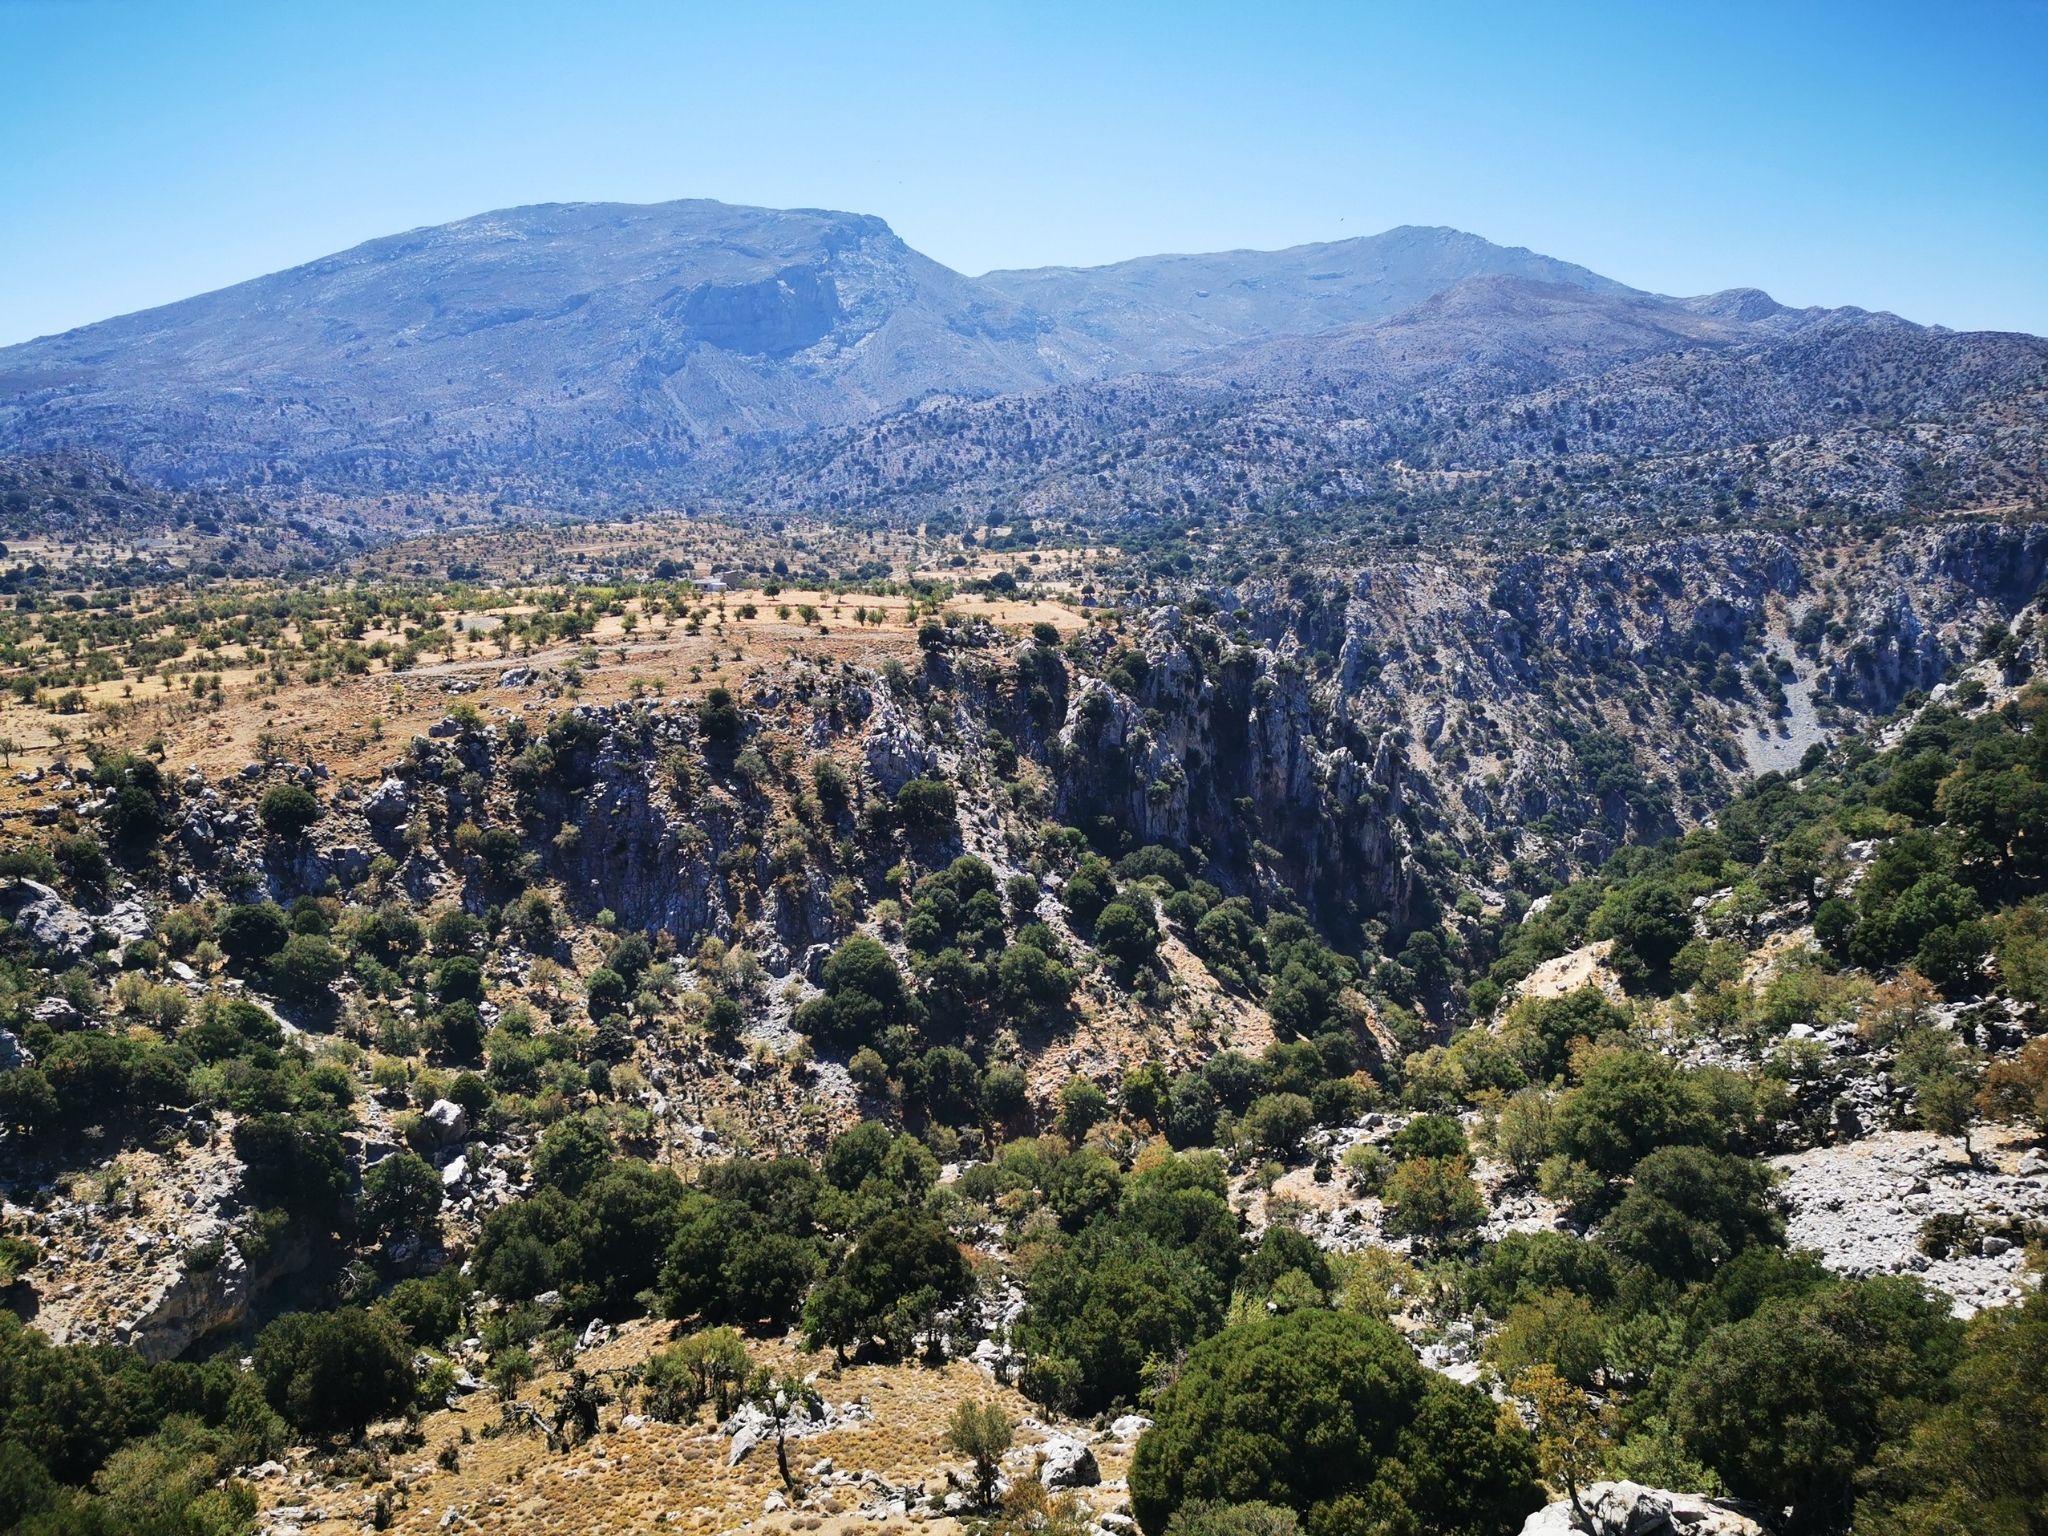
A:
0 197 2040 516
734 271 2048 535
0 202 1702 496
1178 273 1825 393
977 223 1638 373
0 200 1071 490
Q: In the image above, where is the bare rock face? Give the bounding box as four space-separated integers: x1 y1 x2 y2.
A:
0 879 98 962
1772 1129 2044 1316
1518 1482 1766 1536
21 1134 310 1362
1508 940 1624 1006
863 692 941 794
122 1241 256 1364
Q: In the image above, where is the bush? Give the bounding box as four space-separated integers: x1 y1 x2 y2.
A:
1057 1077 1110 1141
697 687 741 744
1129 1309 1540 1536
374 1273 465 1348
895 776 958 834
1978 1036 2048 1133
1592 880 1692 988
803 1212 972 1360
234 1113 350 1227
1483 1287 1606 1388
1095 899 1162 974
1554 1050 1723 1179
1163 1072 1219 1148
795 935 922 1048
38 1033 190 1125
530 1118 614 1197
642 1327 751 1420
1389 1113 1469 1163
1854 1285 2048 1534
1017 1163 1238 1414
1239 1226 1332 1310
1674 1276 1962 1533
217 902 290 966
1598 1147 1782 1285
1381 1157 1487 1250
257 783 323 838
0 1067 57 1136
996 940 1075 1020
981 1063 1031 1129
358 1151 446 1256
1240 1093 1314 1160
253 1308 414 1437
1063 856 1115 931
436 955 485 1005
269 932 345 1005
947 1400 1015 1509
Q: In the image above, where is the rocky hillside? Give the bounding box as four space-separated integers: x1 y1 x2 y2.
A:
1 549 2046 1535
740 289 2048 538
0 453 367 584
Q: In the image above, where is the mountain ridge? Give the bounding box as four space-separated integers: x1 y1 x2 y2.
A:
0 196 2038 507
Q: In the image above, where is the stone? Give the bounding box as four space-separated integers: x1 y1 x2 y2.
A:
0 880 96 962
362 778 413 829
1037 1435 1099 1489
101 899 151 946
1517 1481 1765 1535
422 1099 470 1144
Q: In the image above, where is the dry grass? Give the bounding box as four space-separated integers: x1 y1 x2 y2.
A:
257 1326 1108 1536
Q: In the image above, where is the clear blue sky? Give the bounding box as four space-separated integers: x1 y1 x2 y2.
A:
2 0 2043 346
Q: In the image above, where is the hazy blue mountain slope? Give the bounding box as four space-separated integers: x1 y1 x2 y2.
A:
0 198 2038 510
978 224 1636 372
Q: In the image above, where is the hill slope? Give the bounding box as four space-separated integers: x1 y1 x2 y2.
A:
977 223 1638 372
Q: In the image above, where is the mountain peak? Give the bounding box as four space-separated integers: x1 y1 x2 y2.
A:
0 198 1983 499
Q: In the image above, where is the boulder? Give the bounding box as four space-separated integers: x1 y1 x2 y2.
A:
1037 1434 1099 1489
1517 1482 1766 1536
0 880 97 962
422 1099 470 1145
178 807 216 852
362 778 413 829
101 899 151 947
